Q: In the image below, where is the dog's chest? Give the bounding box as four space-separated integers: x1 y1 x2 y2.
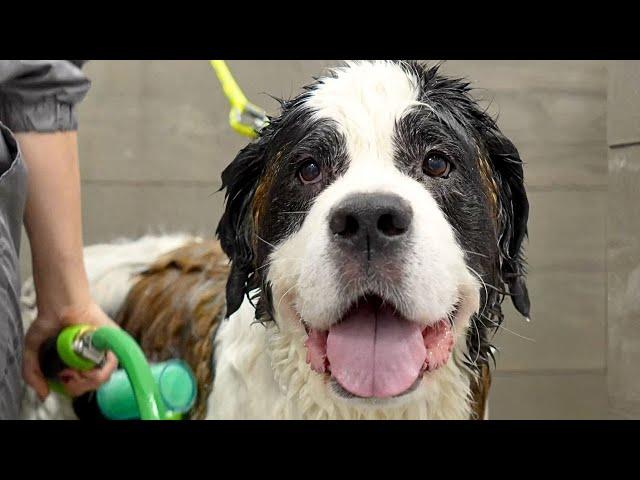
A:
206 302 299 419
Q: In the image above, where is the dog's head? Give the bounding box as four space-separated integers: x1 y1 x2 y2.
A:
217 61 529 410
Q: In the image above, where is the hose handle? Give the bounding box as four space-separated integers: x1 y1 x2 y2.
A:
39 325 167 420
39 325 104 381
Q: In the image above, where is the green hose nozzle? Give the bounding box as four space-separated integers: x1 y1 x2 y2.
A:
41 325 196 420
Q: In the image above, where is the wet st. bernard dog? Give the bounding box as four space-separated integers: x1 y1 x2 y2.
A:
21 60 529 420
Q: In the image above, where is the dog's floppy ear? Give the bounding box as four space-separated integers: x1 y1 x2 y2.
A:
482 126 530 319
216 140 267 318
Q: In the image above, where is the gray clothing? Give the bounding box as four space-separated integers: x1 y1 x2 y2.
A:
0 60 90 419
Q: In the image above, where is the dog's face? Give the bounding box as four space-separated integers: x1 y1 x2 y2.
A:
217 61 529 410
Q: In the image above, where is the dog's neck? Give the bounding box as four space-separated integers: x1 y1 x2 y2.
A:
207 297 476 420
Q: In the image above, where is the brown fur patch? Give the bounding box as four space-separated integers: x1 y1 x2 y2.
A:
115 240 229 419
469 363 492 420
251 151 282 253
477 153 499 220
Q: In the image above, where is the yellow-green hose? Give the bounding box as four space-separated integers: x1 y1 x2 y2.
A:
209 60 268 138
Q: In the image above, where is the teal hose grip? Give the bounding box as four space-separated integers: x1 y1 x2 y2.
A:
97 360 196 420
91 327 166 420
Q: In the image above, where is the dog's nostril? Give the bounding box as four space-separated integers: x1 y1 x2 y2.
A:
377 211 410 237
330 212 359 237
343 215 359 237
377 213 404 237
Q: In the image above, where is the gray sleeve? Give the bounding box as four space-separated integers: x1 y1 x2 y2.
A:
0 60 91 133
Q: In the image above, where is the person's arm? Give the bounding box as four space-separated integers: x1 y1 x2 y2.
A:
19 131 117 400
0 61 117 400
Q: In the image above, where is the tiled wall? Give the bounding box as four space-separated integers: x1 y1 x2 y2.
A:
19 60 611 418
440 61 610 419
607 61 640 418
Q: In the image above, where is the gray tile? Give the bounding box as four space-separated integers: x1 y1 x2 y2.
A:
443 60 607 189
77 61 607 190
489 188 607 372
526 189 605 274
18 181 225 285
607 263 640 413
80 182 224 245
519 142 606 189
497 90 606 189
607 61 640 146
77 60 335 184
607 144 640 416
488 372 611 419
476 87 605 148
607 145 640 273
492 271 605 372
78 60 242 184
441 61 606 95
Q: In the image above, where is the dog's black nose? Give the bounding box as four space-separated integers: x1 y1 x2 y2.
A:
329 193 413 256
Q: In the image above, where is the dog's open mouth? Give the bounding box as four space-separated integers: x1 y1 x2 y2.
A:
303 295 454 399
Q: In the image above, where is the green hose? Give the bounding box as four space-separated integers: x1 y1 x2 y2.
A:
90 327 166 420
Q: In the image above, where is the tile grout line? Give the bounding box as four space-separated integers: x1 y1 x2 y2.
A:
609 140 640 149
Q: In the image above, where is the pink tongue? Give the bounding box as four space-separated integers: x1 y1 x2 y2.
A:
326 302 427 398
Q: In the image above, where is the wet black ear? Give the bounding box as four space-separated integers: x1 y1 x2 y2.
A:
483 127 530 319
216 140 267 317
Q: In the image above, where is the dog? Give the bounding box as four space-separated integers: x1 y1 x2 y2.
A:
21 60 529 420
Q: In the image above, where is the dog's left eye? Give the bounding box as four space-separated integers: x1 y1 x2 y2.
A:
298 158 322 184
423 152 452 178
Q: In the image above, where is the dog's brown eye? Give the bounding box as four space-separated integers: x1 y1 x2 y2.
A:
423 152 451 178
298 159 322 184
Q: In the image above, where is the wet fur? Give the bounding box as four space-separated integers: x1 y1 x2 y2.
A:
218 61 528 386
20 61 528 420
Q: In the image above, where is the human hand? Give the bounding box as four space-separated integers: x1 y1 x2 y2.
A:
23 301 119 400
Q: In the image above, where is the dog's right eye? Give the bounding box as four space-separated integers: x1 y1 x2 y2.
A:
423 152 452 178
298 159 322 184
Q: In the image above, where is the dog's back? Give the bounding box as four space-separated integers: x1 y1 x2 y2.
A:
20 234 227 420
115 239 228 419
